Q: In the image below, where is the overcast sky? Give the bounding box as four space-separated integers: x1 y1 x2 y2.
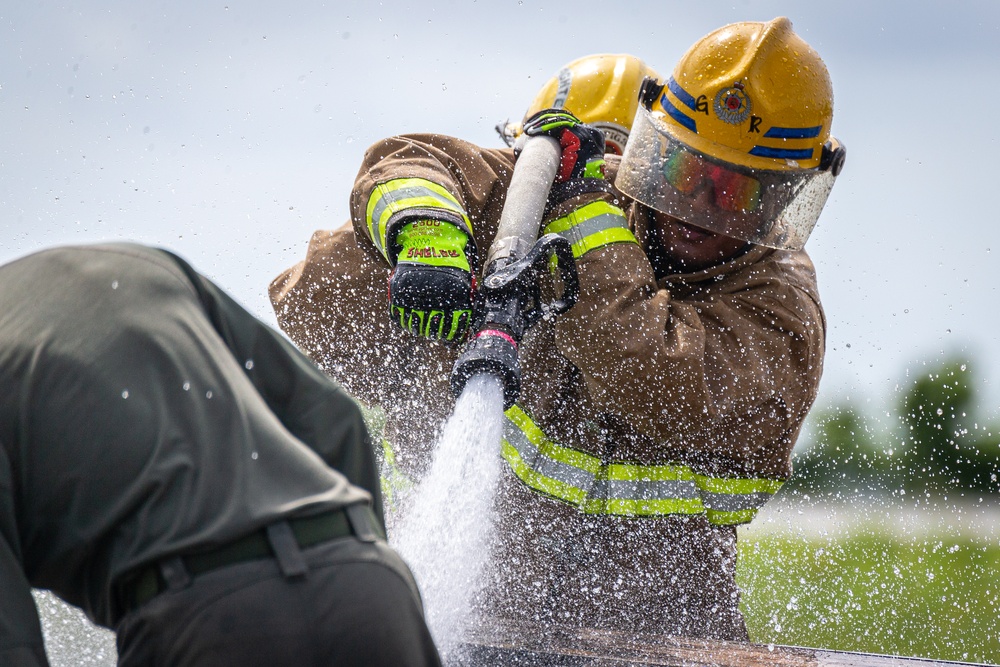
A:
3 0 1000 418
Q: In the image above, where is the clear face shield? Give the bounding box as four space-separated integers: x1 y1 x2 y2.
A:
615 107 841 251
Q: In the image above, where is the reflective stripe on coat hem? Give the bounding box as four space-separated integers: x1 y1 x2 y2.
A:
502 405 782 525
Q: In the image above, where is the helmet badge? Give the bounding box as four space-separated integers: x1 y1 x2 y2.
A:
713 81 752 125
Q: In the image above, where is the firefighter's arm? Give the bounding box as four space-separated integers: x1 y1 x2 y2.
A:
552 241 825 474
350 134 515 342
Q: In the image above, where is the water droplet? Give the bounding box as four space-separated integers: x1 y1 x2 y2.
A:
206 390 213 399
251 452 258 460
121 390 129 399
245 359 254 370
182 382 190 391
111 280 119 289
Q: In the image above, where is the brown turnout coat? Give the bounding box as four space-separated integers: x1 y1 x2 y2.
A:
270 134 826 640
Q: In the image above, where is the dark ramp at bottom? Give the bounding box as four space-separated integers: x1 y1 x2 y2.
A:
456 622 994 667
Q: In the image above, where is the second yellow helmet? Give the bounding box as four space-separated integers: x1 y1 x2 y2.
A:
499 53 661 155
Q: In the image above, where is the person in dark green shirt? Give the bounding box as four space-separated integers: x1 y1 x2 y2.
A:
0 243 441 667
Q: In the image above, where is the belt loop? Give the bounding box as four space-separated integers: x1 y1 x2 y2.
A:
158 557 192 592
266 521 309 579
346 503 382 542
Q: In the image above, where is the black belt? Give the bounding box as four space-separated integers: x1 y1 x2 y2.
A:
115 508 357 615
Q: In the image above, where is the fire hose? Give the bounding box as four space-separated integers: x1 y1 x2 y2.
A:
450 135 581 409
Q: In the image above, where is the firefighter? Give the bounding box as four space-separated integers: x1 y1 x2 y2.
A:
0 243 441 666
271 17 844 640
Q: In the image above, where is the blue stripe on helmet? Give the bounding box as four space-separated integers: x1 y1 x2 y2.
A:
763 126 822 139
750 146 815 160
667 77 699 111
660 93 697 133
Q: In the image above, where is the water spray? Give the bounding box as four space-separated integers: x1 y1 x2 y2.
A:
451 136 581 408
396 136 581 658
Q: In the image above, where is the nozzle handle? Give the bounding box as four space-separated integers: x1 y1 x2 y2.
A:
539 233 579 320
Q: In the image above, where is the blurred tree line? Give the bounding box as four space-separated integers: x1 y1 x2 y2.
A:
789 355 1000 496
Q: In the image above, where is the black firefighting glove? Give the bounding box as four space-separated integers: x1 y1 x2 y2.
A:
520 108 607 183
387 219 474 342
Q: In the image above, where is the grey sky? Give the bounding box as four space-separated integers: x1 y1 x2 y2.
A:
3 0 1000 418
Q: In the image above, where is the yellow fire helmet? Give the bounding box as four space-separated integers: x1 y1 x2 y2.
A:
497 53 661 155
615 17 846 250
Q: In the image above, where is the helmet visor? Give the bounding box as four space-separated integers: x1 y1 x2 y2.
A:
616 107 837 250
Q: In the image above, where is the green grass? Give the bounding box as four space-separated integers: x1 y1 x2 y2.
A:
738 532 1000 664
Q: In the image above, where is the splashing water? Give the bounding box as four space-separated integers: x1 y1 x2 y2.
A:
391 373 506 660
34 591 116 666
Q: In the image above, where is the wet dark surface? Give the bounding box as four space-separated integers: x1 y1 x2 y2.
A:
456 621 996 667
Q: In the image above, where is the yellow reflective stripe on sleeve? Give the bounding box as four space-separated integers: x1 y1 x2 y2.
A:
568 227 638 258
502 405 782 524
365 178 470 260
542 201 637 258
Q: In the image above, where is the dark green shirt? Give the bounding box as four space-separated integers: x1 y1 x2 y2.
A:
0 243 379 656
